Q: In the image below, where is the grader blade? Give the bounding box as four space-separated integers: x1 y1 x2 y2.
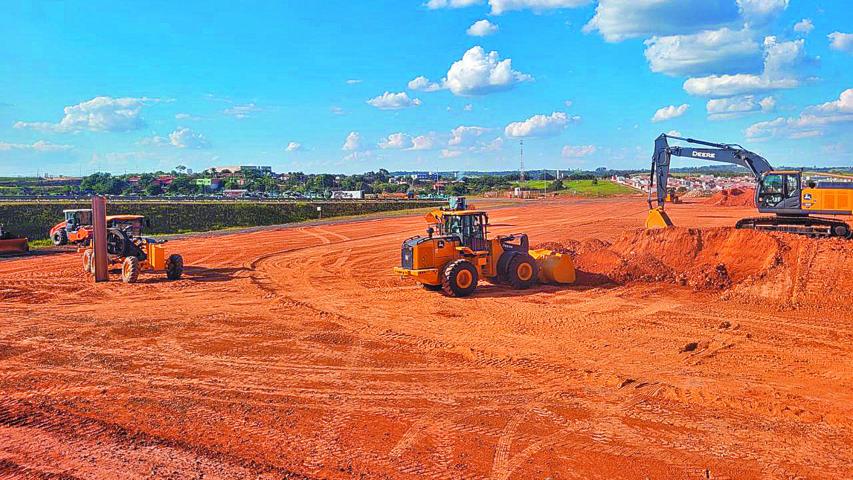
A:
0 238 29 254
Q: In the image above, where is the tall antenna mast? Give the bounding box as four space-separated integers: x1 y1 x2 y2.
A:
519 139 525 184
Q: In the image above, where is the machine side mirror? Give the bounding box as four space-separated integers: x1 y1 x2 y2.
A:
426 227 434 237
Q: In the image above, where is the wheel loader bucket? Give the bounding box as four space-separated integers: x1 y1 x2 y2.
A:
529 249 576 284
645 207 673 230
0 238 29 255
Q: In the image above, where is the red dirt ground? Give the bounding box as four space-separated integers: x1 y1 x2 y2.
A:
704 187 756 207
1 198 852 479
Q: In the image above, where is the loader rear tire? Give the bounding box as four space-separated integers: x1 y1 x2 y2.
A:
121 256 140 284
506 254 538 290
166 254 183 280
441 259 478 297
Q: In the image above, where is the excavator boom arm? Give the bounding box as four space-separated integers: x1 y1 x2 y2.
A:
649 133 774 208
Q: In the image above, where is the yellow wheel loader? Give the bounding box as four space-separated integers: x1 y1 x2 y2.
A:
394 197 575 297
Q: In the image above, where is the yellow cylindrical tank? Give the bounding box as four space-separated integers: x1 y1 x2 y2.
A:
529 249 576 284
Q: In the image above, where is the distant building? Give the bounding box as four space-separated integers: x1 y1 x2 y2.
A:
331 190 364 199
211 165 273 174
152 175 175 187
410 172 440 182
222 189 249 197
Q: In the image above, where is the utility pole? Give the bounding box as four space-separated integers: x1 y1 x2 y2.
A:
519 139 525 184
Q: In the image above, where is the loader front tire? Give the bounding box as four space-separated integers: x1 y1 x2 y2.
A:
507 254 538 290
441 259 478 297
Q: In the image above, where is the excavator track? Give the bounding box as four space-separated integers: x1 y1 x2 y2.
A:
735 216 852 238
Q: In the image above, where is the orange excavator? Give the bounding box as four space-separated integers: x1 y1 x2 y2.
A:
647 133 853 238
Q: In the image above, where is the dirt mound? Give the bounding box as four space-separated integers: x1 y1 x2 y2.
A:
562 228 853 308
571 228 779 290
534 239 610 257
704 187 756 207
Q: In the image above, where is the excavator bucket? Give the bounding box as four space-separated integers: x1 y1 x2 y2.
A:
645 207 673 230
529 249 576 284
0 238 29 255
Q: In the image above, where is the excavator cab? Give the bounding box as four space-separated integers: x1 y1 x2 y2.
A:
756 172 801 210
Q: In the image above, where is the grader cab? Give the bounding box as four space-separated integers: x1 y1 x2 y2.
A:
394 198 574 297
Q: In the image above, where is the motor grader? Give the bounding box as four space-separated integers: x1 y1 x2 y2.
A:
82 215 183 283
394 197 575 297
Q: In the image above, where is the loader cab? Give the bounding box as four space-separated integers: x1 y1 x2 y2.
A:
440 212 489 251
757 171 801 211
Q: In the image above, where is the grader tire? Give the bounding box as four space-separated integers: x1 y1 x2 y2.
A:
121 256 140 283
166 254 184 280
82 250 94 274
441 259 478 297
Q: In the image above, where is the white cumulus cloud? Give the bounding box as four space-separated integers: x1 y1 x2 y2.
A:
584 0 786 42
169 127 209 149
449 125 489 146
489 0 589 15
0 140 73 152
342 131 362 151
14 96 156 133
441 149 463 158
746 89 853 139
285 142 302 152
443 46 532 96
379 132 415 150
223 103 261 119
644 28 761 77
706 95 775 120
408 76 444 92
425 0 483 9
505 112 578 137
367 91 422 110
683 36 803 97
793 19 813 35
736 0 789 24
411 134 437 150
652 104 689 122
683 74 797 97
467 19 499 37
828 32 853 53
561 145 597 158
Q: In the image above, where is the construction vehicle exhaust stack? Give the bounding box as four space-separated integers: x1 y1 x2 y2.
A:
394 197 575 297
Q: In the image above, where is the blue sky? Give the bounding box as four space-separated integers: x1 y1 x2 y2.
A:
0 0 850 176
